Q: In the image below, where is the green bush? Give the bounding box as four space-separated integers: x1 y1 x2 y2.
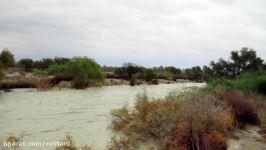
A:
47 64 67 75
209 73 266 96
43 57 105 89
33 69 48 76
65 57 105 88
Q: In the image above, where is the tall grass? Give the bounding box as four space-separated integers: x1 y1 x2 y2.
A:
209 73 266 96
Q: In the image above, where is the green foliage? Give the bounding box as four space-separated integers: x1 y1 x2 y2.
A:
155 70 173 79
143 69 156 81
18 58 33 71
129 75 137 86
44 57 105 88
184 66 203 81
231 47 264 72
210 47 265 79
0 62 4 81
0 48 15 68
47 64 67 75
165 66 182 75
53 57 70 65
209 73 266 96
65 57 104 83
33 58 55 70
202 65 214 82
32 57 70 70
33 69 48 76
114 63 144 80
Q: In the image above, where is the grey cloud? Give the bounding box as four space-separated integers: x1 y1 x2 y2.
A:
0 0 266 67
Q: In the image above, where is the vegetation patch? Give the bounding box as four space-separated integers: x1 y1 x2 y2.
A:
110 88 241 150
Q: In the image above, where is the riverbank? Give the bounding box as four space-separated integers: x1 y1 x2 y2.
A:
109 81 266 149
0 71 195 90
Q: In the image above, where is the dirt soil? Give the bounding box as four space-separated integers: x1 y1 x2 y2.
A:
228 126 266 150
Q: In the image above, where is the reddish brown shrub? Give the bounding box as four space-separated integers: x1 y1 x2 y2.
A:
36 78 51 89
203 131 227 150
167 121 191 150
168 122 228 150
49 74 73 86
221 91 260 128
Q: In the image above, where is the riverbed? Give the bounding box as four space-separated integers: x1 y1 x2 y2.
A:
0 83 204 150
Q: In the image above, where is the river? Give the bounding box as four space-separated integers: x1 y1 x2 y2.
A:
0 83 204 150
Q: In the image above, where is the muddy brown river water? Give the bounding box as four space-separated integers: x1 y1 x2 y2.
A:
0 83 205 150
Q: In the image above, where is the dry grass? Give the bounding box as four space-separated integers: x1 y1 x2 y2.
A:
107 137 138 150
110 89 237 150
55 134 92 150
0 135 22 150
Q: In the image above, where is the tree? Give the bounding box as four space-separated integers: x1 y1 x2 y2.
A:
230 47 264 74
0 48 15 68
209 48 265 79
65 57 105 89
54 57 70 65
202 65 213 82
165 66 182 75
185 66 203 81
210 58 233 78
0 62 4 81
144 69 156 81
114 63 143 80
18 58 33 71
33 58 54 70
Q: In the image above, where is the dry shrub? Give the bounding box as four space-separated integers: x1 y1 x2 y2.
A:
49 75 73 86
166 93 232 150
36 77 51 89
6 135 21 149
55 134 77 150
55 134 92 150
181 93 234 135
151 79 159 85
221 91 260 128
111 106 132 131
111 90 234 150
168 122 228 150
0 135 22 150
129 93 181 139
167 121 191 150
6 136 20 143
202 131 227 150
107 137 137 150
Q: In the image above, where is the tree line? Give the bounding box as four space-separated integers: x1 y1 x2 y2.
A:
103 47 266 82
0 47 265 84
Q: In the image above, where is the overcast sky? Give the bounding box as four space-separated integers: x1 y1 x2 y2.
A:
0 0 266 68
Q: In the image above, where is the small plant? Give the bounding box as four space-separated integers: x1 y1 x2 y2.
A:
111 105 131 130
151 79 159 85
129 77 136 86
221 91 260 128
33 69 48 77
55 134 77 150
55 134 93 150
202 131 227 150
107 137 137 150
